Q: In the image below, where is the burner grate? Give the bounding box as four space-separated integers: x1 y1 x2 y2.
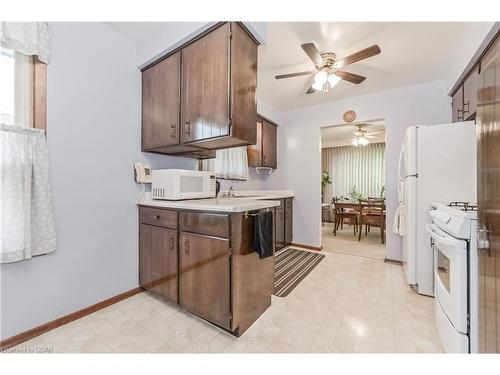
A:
448 201 477 212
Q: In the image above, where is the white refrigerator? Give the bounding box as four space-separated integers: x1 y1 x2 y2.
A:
397 121 476 296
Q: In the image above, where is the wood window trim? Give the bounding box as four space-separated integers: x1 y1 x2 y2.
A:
33 56 47 131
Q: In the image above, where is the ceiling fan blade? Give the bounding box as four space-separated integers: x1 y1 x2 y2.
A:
333 45 381 68
334 70 366 84
275 70 315 80
301 43 323 67
306 86 317 94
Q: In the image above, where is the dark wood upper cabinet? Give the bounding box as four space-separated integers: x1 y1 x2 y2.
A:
247 120 262 167
181 24 231 144
141 22 258 157
179 231 231 329
463 64 479 120
262 119 277 168
142 52 181 150
142 52 202 154
451 86 463 123
449 24 500 124
248 116 278 169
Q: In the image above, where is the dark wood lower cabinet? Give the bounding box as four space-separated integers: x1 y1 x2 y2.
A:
275 208 285 250
285 200 293 245
273 198 293 251
139 224 178 304
178 232 231 329
138 205 274 336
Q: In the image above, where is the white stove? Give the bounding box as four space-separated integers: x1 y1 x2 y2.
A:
427 202 477 353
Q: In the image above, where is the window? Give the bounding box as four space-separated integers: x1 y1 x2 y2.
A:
0 47 15 126
0 46 46 130
200 146 249 180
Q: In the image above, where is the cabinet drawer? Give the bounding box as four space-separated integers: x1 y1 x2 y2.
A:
180 211 230 238
285 198 293 208
139 207 178 229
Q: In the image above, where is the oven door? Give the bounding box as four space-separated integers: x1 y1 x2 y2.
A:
426 224 468 333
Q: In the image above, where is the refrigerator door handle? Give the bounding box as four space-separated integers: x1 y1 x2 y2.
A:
398 144 405 180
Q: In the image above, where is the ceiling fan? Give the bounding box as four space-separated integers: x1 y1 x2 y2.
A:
351 123 384 146
275 43 381 94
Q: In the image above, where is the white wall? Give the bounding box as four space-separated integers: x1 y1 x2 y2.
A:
264 80 451 260
0 22 197 340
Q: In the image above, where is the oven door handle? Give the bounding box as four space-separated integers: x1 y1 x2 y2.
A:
425 223 463 249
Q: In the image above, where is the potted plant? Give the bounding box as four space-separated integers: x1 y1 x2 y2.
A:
321 171 332 203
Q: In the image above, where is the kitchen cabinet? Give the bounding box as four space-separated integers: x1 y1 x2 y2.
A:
463 65 479 120
138 205 274 336
179 231 231 329
449 25 500 124
139 224 178 304
273 198 293 250
248 115 278 169
452 86 464 123
275 207 285 250
284 198 293 245
141 22 258 157
141 52 202 155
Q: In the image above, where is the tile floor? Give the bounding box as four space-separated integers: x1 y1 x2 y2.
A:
10 251 443 353
322 222 386 260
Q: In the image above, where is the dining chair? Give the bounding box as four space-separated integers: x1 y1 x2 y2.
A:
333 201 358 236
358 198 386 243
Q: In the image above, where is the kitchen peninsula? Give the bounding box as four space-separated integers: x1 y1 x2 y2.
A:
136 191 293 336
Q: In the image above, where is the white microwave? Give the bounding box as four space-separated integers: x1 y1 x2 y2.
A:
151 169 216 200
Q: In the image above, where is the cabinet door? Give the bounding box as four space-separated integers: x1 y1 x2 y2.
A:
181 24 230 143
142 52 181 150
262 120 277 168
179 232 231 329
139 224 178 304
247 120 262 167
463 65 479 119
275 208 285 250
285 200 293 245
452 86 464 123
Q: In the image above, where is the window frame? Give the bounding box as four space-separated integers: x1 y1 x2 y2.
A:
33 56 47 130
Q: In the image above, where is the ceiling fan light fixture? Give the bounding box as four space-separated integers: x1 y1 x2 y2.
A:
328 74 341 88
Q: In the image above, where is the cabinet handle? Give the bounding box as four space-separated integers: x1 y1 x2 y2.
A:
457 108 463 121
154 215 160 219
184 238 189 255
463 102 470 116
169 236 175 251
184 121 191 136
170 124 176 138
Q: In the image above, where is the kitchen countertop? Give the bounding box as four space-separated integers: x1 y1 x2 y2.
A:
136 190 294 213
227 190 294 200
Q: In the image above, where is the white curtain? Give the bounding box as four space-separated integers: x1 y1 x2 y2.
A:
200 146 249 180
0 22 55 263
1 125 56 263
322 143 386 203
0 22 50 63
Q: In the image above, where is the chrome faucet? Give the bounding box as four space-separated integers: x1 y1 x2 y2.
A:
228 186 235 198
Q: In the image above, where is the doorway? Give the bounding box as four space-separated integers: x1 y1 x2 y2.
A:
320 120 387 260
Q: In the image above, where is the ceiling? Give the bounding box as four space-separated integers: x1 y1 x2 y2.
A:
104 21 491 112
321 120 385 148
258 22 488 111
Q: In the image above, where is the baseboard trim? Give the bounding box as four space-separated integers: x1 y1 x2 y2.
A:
0 286 143 351
384 257 403 265
289 242 323 252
